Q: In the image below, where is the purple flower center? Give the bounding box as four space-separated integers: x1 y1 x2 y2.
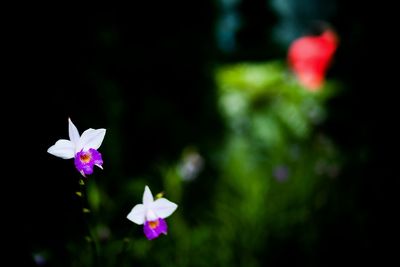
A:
144 218 168 240
74 148 103 176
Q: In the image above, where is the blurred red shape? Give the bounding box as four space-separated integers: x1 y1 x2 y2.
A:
288 29 338 91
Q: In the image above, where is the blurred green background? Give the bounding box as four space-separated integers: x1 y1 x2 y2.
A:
18 1 398 266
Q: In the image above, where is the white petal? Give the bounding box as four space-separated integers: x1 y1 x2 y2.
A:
150 198 178 219
77 128 106 152
146 209 158 221
127 204 145 225
47 139 75 159
142 186 154 206
68 118 80 144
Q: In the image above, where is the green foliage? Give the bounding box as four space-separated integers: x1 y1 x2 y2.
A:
211 61 341 266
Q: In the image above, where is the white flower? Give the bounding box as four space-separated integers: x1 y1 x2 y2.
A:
127 185 178 225
47 118 106 176
47 118 106 159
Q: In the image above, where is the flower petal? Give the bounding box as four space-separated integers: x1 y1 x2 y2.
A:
47 139 75 159
74 149 103 176
77 128 106 152
143 186 155 207
68 118 80 144
127 204 145 225
144 218 168 240
150 198 178 219
145 209 158 221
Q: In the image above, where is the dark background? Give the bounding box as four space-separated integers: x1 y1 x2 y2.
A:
9 1 398 266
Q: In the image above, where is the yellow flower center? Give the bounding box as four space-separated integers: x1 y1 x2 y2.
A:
148 220 159 229
80 152 92 163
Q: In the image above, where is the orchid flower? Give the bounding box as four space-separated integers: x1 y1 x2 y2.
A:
127 185 178 240
47 118 106 177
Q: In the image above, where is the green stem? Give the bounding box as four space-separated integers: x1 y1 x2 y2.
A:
115 227 135 266
84 214 100 267
77 178 101 267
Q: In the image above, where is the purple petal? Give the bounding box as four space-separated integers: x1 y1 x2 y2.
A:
273 165 289 182
144 218 168 240
74 148 103 176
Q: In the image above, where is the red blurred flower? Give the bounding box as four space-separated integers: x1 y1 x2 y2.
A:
288 29 338 91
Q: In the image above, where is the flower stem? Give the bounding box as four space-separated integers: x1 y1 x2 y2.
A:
115 227 135 266
77 178 101 267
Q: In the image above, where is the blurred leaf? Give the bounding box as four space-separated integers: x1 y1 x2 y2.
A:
88 181 101 212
